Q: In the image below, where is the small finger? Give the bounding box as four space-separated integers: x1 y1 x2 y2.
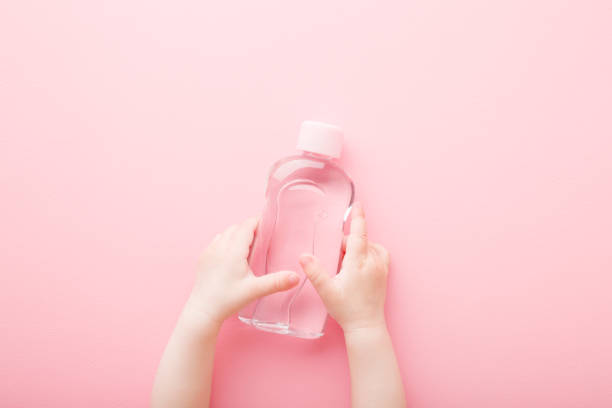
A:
223 224 240 240
299 254 333 301
371 242 390 265
247 270 300 301
347 202 368 255
234 216 259 249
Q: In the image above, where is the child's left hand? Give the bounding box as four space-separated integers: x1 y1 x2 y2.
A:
185 217 300 329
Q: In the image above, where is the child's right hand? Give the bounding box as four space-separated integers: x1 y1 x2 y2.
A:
299 202 390 334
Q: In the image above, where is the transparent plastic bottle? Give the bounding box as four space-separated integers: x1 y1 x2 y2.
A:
239 121 354 339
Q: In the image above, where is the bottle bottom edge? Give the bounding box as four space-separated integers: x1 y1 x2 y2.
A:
238 316 323 339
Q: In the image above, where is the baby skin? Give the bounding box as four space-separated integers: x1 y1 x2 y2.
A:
151 203 406 408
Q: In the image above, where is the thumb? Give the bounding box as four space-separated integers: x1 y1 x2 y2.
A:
247 270 300 301
299 254 333 301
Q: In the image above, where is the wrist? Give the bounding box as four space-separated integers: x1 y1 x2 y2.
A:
179 295 224 337
343 325 390 353
342 319 388 341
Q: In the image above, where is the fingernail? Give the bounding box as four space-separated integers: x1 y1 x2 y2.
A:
288 273 300 285
299 254 313 264
353 201 364 216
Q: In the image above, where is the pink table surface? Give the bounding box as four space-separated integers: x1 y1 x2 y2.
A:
1 1 611 407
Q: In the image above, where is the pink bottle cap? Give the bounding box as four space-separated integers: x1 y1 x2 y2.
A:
296 121 343 159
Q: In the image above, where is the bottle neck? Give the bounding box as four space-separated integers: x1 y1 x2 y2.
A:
300 150 335 161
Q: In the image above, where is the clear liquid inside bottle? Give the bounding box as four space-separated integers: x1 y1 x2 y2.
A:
239 151 354 338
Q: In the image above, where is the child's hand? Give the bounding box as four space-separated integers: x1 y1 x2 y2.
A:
299 203 390 334
186 217 300 328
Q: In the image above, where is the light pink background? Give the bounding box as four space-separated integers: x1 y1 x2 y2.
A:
1 1 611 407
